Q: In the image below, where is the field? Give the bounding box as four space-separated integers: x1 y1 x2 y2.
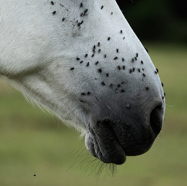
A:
0 43 187 186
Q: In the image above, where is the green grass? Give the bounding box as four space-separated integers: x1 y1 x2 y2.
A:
0 43 187 186
148 43 187 132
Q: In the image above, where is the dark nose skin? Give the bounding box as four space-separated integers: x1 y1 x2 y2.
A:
149 99 164 135
86 84 165 162
86 72 165 164
95 96 165 157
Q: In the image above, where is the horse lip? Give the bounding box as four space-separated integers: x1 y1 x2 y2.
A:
85 125 126 165
85 118 157 163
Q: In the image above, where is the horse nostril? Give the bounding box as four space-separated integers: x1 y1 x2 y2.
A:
150 103 163 135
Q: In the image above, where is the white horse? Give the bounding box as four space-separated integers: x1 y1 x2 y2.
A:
0 0 165 164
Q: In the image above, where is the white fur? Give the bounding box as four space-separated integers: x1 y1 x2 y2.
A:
0 0 164 136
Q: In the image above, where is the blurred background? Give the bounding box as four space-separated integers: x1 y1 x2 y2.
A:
118 0 187 43
0 0 187 186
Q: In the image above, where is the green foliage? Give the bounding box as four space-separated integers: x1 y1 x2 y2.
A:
0 44 187 185
120 0 187 43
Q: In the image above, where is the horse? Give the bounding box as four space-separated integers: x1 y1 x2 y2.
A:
0 0 165 165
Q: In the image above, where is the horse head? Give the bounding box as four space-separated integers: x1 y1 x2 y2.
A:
0 0 165 164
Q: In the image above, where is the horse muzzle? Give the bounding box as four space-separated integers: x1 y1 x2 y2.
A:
85 91 165 164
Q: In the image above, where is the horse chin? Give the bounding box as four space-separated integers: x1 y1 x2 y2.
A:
85 130 126 165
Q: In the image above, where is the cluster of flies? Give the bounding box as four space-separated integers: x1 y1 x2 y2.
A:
50 1 89 29
72 31 129 96
50 1 165 104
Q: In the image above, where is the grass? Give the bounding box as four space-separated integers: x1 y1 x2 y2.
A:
0 43 187 186
148 43 187 132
